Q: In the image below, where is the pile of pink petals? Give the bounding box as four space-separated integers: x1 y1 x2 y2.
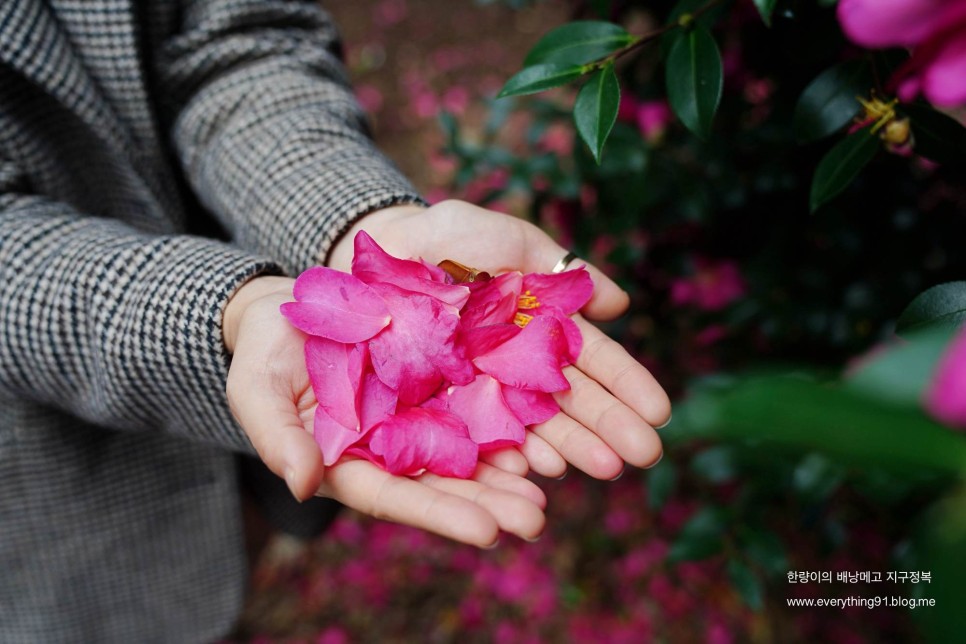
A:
280 231 593 478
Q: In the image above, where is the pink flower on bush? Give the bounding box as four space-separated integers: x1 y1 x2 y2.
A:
670 258 747 311
923 326 966 429
280 232 593 477
636 100 673 142
838 0 966 107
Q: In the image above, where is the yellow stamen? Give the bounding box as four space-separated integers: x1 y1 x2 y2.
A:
517 290 540 310
856 94 899 134
514 312 534 328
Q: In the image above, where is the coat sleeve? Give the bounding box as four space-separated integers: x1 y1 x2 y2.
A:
157 0 424 275
0 157 278 453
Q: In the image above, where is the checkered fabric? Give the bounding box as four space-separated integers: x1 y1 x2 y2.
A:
0 1 422 641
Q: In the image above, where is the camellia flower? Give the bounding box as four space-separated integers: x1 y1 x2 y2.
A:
923 326 966 430
669 257 746 312
838 0 966 107
280 231 593 477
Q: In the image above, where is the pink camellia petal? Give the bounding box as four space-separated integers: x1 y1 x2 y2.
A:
501 386 560 426
837 0 966 48
541 306 584 364
460 323 520 360
304 337 366 431
920 34 966 107
280 267 390 342
352 231 470 309
522 268 594 315
461 272 523 328
359 371 397 432
923 327 966 430
313 405 369 466
368 407 479 478
473 315 571 392
445 375 526 450
368 283 474 405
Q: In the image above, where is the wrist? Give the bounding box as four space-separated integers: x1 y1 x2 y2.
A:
326 203 427 272
223 275 295 354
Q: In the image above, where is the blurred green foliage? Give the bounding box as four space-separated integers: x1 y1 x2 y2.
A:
443 0 966 639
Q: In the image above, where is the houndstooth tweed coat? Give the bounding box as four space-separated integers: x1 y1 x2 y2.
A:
0 0 421 640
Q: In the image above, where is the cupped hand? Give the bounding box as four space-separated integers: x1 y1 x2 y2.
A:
223 276 546 548
328 200 670 481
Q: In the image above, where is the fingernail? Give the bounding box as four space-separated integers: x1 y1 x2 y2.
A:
284 467 302 503
483 539 500 550
524 535 542 544
644 451 664 469
609 466 625 482
554 470 568 481
655 414 672 430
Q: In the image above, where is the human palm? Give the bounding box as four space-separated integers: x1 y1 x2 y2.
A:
224 199 668 547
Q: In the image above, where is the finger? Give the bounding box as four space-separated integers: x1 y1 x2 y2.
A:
521 223 630 321
321 459 501 548
227 375 324 501
480 447 530 477
531 412 624 480
517 431 568 479
418 470 546 541
470 462 547 509
554 365 663 470
574 316 672 427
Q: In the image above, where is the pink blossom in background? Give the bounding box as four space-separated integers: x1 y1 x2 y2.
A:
670 258 747 311
923 326 966 429
354 84 384 113
838 0 966 106
636 100 673 142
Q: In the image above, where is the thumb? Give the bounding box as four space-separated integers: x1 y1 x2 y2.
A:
522 223 630 321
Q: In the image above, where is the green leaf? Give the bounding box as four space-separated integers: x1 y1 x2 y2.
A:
647 460 677 510
574 64 620 163
899 103 966 167
669 506 727 562
675 375 966 476
524 21 633 67
690 446 738 484
847 326 955 405
898 282 966 336
914 485 966 641
752 0 778 27
792 453 846 503
497 63 585 98
665 25 723 140
741 530 788 577
809 127 879 212
727 559 764 610
793 61 871 142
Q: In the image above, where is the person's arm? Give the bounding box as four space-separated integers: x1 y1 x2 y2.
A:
158 0 423 275
0 156 279 452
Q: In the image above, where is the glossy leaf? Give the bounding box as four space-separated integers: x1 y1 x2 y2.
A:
741 529 788 577
793 61 871 142
498 63 585 98
728 559 764 610
897 282 966 336
668 506 727 562
847 326 955 405
665 25 723 140
690 446 737 484
752 0 777 27
809 127 879 213
524 21 633 66
574 63 620 163
914 486 966 641
900 103 966 167
647 460 677 510
676 376 966 476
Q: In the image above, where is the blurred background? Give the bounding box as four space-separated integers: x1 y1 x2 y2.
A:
229 1 966 641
